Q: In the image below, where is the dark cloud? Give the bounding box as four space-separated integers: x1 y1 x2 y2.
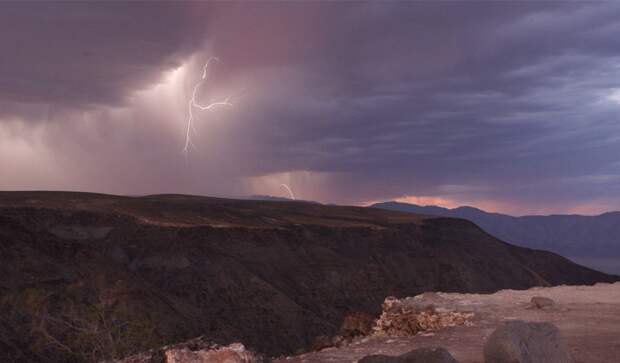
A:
1 2 620 215
0 2 202 110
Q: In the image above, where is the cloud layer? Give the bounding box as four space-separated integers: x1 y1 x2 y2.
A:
1 2 620 215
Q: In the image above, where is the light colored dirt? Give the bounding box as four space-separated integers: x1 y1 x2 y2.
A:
276 283 620 363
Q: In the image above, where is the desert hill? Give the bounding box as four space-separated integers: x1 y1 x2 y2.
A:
0 191 617 362
372 201 620 274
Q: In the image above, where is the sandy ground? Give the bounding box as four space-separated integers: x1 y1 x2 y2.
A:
276 283 620 363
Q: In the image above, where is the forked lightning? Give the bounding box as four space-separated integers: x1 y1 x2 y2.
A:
183 57 232 159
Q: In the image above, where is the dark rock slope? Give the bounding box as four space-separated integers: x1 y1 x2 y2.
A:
0 192 616 362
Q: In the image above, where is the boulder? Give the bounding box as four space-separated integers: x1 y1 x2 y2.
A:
358 347 458 363
483 320 573 363
529 296 555 309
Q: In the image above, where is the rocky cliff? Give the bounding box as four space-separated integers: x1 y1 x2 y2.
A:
0 192 616 362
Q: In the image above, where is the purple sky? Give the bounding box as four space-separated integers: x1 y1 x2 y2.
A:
1 2 620 215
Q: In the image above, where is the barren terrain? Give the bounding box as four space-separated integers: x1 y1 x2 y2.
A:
1 192 617 362
278 283 620 363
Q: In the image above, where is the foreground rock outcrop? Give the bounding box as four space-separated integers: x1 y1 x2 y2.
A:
278 283 620 363
373 295 473 337
1 192 617 362
111 337 267 363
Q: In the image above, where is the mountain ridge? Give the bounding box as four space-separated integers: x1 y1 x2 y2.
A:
371 201 620 274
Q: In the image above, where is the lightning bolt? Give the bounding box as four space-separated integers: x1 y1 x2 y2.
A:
280 184 296 200
183 57 232 159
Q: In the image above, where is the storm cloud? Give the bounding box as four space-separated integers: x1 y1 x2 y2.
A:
1 2 620 215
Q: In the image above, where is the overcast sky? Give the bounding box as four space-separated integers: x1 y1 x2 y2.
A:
1 2 620 215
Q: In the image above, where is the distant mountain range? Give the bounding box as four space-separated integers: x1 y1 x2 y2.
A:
371 202 620 274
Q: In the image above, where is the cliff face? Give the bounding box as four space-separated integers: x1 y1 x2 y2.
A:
0 192 616 362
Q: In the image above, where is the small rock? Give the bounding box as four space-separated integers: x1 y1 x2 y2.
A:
483 320 573 363
529 296 555 309
358 347 458 363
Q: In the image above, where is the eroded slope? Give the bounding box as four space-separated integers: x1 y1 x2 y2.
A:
0 192 616 362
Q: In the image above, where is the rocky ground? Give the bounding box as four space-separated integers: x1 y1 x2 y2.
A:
277 283 620 363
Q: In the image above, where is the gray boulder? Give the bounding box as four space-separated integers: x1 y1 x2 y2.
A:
484 320 573 363
358 347 458 363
